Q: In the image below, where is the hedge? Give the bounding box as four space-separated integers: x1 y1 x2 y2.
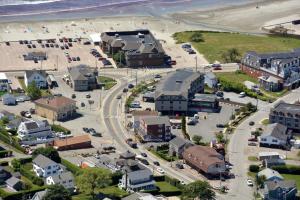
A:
249 164 260 173
51 124 71 135
19 157 32 164
0 150 12 158
272 165 300 175
19 167 44 186
61 158 82 175
1 186 47 200
0 131 24 152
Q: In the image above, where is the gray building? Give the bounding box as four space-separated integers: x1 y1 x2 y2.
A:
68 65 99 91
155 69 204 114
204 72 217 88
269 101 300 131
190 93 220 112
100 30 166 68
169 136 193 158
264 180 297 200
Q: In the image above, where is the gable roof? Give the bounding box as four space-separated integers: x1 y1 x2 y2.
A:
33 154 57 168
127 169 152 182
265 180 296 191
5 176 21 186
271 101 300 115
140 116 170 126
68 65 97 81
25 70 47 79
34 96 76 111
258 168 283 180
169 136 192 148
31 190 47 200
50 171 74 183
261 123 288 141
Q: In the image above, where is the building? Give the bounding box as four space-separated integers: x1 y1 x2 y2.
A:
122 192 166 200
190 93 220 112
269 101 300 131
264 180 297 200
155 69 205 114
31 190 47 200
6 117 28 131
17 119 53 141
2 94 16 105
240 49 300 91
68 65 99 91
138 116 171 142
0 167 11 184
34 96 76 121
32 154 63 178
119 168 156 192
262 157 285 168
51 135 92 151
205 72 217 88
0 110 15 121
257 168 284 181
259 123 292 149
258 152 280 161
182 145 226 178
120 151 136 160
131 110 159 130
5 176 23 191
169 136 193 158
46 171 75 190
0 73 9 91
23 52 47 61
24 70 48 88
100 30 166 68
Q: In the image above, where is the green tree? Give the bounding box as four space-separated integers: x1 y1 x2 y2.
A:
251 129 262 139
42 184 71 200
249 164 260 173
11 158 21 172
190 32 204 42
26 81 41 100
112 51 126 65
1 116 9 124
32 147 61 163
181 180 215 200
76 168 112 200
222 48 241 63
192 135 203 145
256 175 266 189
216 133 225 143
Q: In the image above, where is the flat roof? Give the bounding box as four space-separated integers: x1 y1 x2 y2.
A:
0 73 7 80
272 101 300 114
192 93 217 102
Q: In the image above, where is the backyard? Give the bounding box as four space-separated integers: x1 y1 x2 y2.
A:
173 31 300 63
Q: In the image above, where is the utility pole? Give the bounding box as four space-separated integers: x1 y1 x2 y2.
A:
195 56 198 72
135 69 138 86
56 55 58 71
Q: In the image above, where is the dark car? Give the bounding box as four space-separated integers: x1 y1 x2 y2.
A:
71 94 76 99
128 84 134 89
86 94 91 98
27 44 32 48
19 40 24 44
141 153 147 157
123 88 128 93
55 44 59 48
216 124 225 128
249 121 255 126
60 46 65 50
5 42 10 46
76 57 80 61
83 41 91 45
32 44 36 48
81 102 85 107
83 127 89 133
248 137 258 142
45 43 50 48
176 163 184 169
41 44 45 48
20 111 26 117
153 161 160 166
72 57 76 61
140 159 149 165
154 74 161 78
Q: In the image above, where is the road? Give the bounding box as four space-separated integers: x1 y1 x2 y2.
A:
227 88 300 200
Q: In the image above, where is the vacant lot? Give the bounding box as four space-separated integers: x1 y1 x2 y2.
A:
173 31 300 63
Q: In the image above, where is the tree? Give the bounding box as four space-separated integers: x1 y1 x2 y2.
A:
32 147 61 163
76 168 112 200
192 135 203 145
26 81 41 100
181 180 215 200
1 116 9 124
42 184 71 200
222 48 241 63
11 158 21 172
112 51 126 66
216 133 225 143
255 175 266 189
249 164 260 173
190 32 204 42
251 129 262 139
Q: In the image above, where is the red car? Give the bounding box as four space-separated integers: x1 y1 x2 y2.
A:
248 137 258 142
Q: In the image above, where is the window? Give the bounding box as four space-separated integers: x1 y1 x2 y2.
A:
47 172 51 175
52 170 56 174
261 138 267 141
272 139 278 143
48 166 51 169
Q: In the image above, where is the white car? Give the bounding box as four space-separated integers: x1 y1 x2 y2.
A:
24 112 31 118
156 167 165 174
247 179 253 186
239 92 246 98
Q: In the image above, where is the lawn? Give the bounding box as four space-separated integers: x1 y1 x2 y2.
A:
98 76 117 90
173 31 300 63
248 156 258 162
215 71 258 84
261 118 269 125
281 174 300 189
155 181 181 193
97 185 128 198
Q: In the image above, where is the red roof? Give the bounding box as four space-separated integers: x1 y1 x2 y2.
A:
53 135 91 148
35 96 76 111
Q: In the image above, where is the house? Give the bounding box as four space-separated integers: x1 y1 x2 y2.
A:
0 166 11 184
0 110 15 121
51 135 92 151
257 168 283 181
138 116 171 142
205 72 217 88
32 154 63 178
264 180 297 200
31 190 47 200
0 73 9 91
17 119 53 142
100 30 166 68
24 70 48 88
46 171 75 190
2 94 16 105
122 192 166 200
155 69 205 114
262 157 285 168
269 101 300 131
68 65 98 91
34 96 76 121
182 145 226 178
131 110 159 130
5 176 23 191
258 152 280 161
120 151 136 160
119 168 155 192
259 123 292 149
169 136 193 158
240 49 300 91
6 117 28 131
190 93 220 112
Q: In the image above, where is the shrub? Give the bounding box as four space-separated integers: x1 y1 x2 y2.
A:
61 159 82 175
19 167 44 186
272 165 300 175
51 124 71 135
249 164 260 173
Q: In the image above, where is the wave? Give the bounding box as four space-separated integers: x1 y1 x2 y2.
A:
0 0 63 6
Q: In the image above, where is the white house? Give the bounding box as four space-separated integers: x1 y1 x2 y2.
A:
2 94 16 105
119 169 155 192
259 123 291 149
17 119 53 141
46 171 75 190
258 168 284 181
24 70 47 88
32 154 63 178
0 73 10 91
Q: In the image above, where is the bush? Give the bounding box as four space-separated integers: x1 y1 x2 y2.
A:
0 150 12 158
61 159 82 175
249 164 260 173
0 131 24 152
272 165 300 175
51 124 71 135
19 167 44 186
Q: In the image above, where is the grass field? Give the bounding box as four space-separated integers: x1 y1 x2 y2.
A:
281 174 300 189
173 31 300 63
156 181 181 192
215 71 258 84
98 76 117 90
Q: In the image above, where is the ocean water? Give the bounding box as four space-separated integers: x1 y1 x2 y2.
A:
0 0 258 22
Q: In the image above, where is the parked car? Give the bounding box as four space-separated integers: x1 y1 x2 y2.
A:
153 161 160 166
24 112 31 118
116 95 122 99
128 84 134 89
248 142 257 146
123 88 128 93
86 94 91 98
156 167 165 174
71 94 76 99
141 153 147 157
239 92 246 98
81 102 85 107
216 124 225 128
140 159 149 165
154 74 161 79
248 137 258 142
83 127 89 133
176 163 184 169
247 179 253 186
249 121 255 126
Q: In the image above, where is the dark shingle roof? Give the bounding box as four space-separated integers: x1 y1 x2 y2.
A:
265 180 296 191
169 136 192 148
50 171 74 183
272 101 300 115
33 154 57 168
261 123 288 141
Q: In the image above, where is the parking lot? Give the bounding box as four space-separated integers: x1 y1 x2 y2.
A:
0 39 113 72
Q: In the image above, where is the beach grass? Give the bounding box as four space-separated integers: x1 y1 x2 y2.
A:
173 31 300 63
